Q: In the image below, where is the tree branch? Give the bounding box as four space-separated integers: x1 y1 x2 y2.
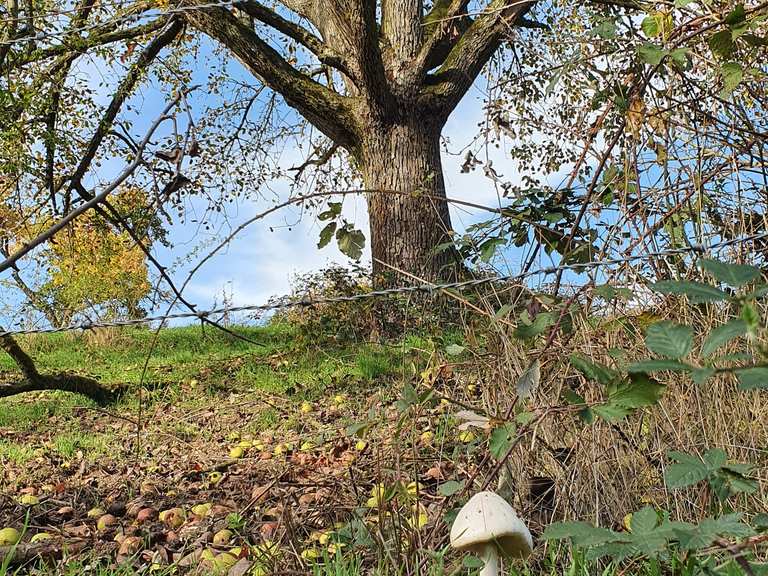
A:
66 17 184 193
0 92 182 274
422 0 536 116
0 0 19 70
414 0 471 76
234 0 353 78
0 330 115 403
0 18 167 74
185 2 358 146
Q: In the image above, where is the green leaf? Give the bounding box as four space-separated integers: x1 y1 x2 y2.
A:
736 367 768 390
753 513 768 530
593 403 633 422
638 43 667 65
700 258 760 287
318 202 342 221
651 280 729 302
724 3 746 25
594 284 616 300
701 319 747 357
579 406 595 425
514 311 555 340
743 33 768 46
666 451 710 488
515 411 536 425
708 30 734 59
669 47 690 69
438 480 464 497
396 383 419 412
720 62 744 95
627 359 693 373
631 506 659 534
336 226 365 260
692 367 716 386
679 514 755 549
741 303 761 332
462 556 484 569
722 470 758 494
645 322 693 359
563 389 586 406
702 448 727 471
610 373 666 408
592 18 617 39
489 423 517 459
570 353 620 386
641 15 660 37
494 303 513 319
317 222 337 249
541 522 617 546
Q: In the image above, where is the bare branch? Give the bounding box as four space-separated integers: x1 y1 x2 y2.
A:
0 92 184 274
66 17 184 194
289 142 339 180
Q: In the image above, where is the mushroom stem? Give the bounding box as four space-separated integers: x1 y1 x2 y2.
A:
479 545 500 576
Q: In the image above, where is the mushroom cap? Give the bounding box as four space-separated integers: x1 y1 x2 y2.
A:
450 491 533 559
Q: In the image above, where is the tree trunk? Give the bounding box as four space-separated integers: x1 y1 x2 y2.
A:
359 115 461 286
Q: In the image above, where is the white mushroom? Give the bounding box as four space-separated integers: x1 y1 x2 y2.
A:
450 491 533 576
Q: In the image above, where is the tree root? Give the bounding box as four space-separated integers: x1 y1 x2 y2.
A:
0 332 115 404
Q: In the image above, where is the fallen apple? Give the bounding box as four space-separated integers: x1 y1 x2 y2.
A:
191 503 212 518
135 507 157 524
97 514 118 532
30 532 53 543
87 507 106 518
160 507 185 529
0 527 20 546
212 528 233 546
118 535 143 556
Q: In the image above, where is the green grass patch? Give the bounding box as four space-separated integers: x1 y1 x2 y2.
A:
0 439 35 465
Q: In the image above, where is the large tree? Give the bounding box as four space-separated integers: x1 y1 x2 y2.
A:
2 0 549 287
184 0 549 283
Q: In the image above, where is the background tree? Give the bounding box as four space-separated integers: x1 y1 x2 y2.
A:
1 187 162 326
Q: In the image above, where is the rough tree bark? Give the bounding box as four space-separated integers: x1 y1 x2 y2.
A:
360 114 458 282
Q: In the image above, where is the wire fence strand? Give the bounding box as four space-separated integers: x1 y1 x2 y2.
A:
3 231 766 337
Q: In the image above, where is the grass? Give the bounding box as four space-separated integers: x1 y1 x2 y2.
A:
1 308 767 575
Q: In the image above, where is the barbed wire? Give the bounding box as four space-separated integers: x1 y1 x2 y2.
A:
3 231 766 337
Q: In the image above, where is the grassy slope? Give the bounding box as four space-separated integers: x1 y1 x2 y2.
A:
0 324 405 468
1 321 766 575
